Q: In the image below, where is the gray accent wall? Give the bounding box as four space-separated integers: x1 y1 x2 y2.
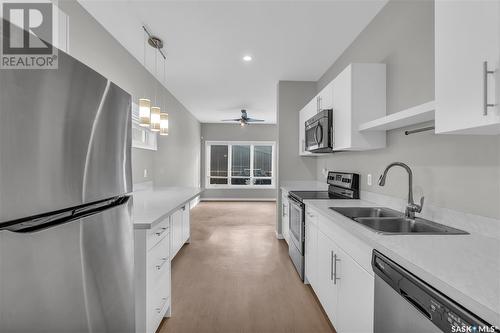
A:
314 0 500 219
58 2 201 188
277 81 317 183
276 81 317 234
200 123 277 199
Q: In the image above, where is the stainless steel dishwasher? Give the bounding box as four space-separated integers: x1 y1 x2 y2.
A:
372 250 496 333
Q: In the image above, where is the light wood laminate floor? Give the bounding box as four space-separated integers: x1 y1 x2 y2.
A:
159 201 334 333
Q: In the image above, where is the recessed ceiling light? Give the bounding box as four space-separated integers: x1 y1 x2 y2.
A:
243 55 252 62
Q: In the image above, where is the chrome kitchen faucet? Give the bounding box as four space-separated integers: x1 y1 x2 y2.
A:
378 162 424 219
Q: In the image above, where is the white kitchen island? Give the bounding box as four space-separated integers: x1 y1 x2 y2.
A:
133 186 203 333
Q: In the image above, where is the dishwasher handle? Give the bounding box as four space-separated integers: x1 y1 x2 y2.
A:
400 289 431 320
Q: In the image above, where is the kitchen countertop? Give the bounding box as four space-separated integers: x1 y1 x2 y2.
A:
280 180 329 192
304 199 500 326
133 187 203 229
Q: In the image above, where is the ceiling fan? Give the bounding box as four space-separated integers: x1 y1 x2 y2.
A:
222 109 264 127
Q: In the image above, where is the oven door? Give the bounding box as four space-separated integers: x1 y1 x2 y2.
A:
288 196 304 254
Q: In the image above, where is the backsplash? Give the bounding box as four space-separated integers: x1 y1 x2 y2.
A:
316 126 500 220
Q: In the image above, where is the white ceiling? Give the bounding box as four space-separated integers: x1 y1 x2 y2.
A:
78 1 387 124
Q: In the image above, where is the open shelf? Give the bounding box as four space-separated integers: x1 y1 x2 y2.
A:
358 101 435 132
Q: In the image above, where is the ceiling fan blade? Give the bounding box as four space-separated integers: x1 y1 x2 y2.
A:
246 118 265 122
221 119 241 122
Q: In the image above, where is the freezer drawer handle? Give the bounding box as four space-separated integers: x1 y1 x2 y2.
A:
155 227 168 237
155 257 168 271
155 297 168 314
401 290 431 320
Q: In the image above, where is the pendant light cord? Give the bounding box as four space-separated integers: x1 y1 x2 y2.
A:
143 28 147 98
154 46 158 106
163 55 166 111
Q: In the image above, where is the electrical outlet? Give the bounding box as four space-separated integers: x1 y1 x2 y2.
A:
143 168 148 178
322 168 328 178
367 174 372 186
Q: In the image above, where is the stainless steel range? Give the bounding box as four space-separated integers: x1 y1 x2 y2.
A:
287 172 360 280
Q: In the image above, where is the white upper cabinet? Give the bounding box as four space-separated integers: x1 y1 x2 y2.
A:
298 63 386 156
298 99 317 156
435 0 500 134
332 63 386 151
317 81 334 111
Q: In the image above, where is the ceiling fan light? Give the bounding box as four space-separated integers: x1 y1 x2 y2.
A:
160 113 169 136
139 98 151 127
150 106 161 132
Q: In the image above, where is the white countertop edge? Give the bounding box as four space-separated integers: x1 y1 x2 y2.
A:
303 199 500 326
133 188 203 230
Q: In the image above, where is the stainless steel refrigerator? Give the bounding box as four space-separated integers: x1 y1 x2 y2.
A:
0 30 135 332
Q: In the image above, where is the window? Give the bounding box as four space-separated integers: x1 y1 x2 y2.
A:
206 141 275 188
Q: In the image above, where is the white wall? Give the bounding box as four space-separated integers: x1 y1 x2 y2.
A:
315 0 500 219
200 123 277 199
58 1 201 187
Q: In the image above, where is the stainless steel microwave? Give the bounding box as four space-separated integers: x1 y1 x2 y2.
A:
305 109 334 153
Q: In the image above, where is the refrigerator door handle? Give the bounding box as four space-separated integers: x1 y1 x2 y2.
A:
0 196 130 233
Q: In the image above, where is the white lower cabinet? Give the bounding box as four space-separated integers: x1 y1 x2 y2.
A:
135 217 171 333
336 245 374 333
304 208 317 286
181 204 190 243
135 203 192 333
305 206 374 333
281 190 290 244
316 230 340 326
170 203 191 259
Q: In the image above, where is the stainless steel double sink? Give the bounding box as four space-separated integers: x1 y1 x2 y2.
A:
329 207 468 235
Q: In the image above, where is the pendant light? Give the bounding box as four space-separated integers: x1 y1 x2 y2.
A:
150 107 161 132
160 112 169 136
160 54 169 136
139 29 151 127
150 40 161 132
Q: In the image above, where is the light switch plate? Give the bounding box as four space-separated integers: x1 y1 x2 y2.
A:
367 174 372 186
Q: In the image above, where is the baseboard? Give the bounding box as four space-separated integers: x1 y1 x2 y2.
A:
200 197 276 202
275 231 284 239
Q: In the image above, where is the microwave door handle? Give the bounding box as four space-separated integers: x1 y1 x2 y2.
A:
314 124 323 145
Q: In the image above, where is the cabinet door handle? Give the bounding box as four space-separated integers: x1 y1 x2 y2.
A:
333 253 341 285
484 61 497 115
155 257 168 271
155 227 168 237
330 251 334 281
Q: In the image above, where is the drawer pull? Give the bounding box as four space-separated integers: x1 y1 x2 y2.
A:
155 227 168 237
155 257 168 271
155 297 168 314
